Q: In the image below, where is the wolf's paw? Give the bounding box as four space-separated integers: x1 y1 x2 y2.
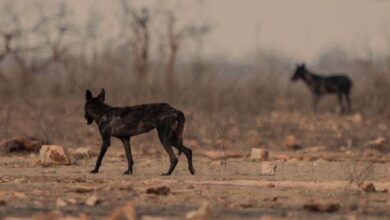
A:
90 169 98 174
189 167 195 175
123 170 132 175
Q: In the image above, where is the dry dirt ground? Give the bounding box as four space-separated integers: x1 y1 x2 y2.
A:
2 108 390 219
1 148 390 220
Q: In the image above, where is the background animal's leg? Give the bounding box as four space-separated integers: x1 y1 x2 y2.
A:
337 93 345 114
173 143 195 175
91 139 110 173
157 118 178 176
121 137 134 175
312 95 321 112
345 92 352 113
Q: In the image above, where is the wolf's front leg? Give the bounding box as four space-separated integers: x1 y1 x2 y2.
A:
312 94 321 112
90 141 110 173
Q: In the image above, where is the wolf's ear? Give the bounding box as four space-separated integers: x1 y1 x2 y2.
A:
301 63 306 68
97 88 105 102
85 89 93 101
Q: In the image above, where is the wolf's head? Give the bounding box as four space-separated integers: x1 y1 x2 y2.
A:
84 89 105 125
291 63 306 81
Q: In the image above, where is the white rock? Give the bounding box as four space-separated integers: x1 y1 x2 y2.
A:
261 162 277 176
186 202 212 219
73 147 92 160
107 201 136 220
39 145 71 166
56 198 67 207
85 195 99 206
249 148 269 161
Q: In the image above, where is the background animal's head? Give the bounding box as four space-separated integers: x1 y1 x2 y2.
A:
84 88 105 125
291 63 306 81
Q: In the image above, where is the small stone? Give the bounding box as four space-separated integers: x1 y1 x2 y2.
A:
263 197 278 202
261 162 277 176
141 216 166 220
146 186 170 196
85 195 99 206
359 183 376 193
249 148 269 161
67 198 78 205
260 215 287 220
119 186 133 192
345 150 353 156
300 146 326 153
13 192 27 199
210 160 223 167
56 198 67 207
74 186 95 193
350 113 363 123
266 183 275 188
375 198 387 203
72 213 90 220
368 137 386 152
107 201 136 220
33 200 43 206
203 151 223 160
203 150 244 160
283 135 301 150
302 156 317 161
32 211 63 220
14 178 29 183
240 201 255 208
117 152 126 159
274 153 290 161
186 201 212 219
0 200 6 206
303 202 340 212
362 149 379 158
73 147 92 160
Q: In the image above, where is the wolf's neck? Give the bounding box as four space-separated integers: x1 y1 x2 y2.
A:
302 69 319 86
90 102 112 121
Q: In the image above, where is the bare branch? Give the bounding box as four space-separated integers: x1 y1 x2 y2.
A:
119 0 150 80
0 0 75 78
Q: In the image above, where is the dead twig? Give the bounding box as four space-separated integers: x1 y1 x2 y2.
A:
3 105 11 139
214 118 227 168
344 155 375 191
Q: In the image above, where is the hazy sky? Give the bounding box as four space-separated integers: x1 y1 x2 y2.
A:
204 0 390 62
31 0 390 62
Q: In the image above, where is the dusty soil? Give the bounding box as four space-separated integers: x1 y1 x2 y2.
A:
2 105 390 219
1 147 390 219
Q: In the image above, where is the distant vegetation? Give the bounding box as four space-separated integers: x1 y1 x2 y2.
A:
1 0 390 146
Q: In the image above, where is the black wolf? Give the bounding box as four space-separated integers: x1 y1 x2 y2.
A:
291 63 352 113
84 89 195 176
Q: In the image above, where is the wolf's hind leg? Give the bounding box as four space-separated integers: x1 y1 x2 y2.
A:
337 93 346 114
157 117 178 176
173 143 195 175
121 137 134 175
312 95 321 112
345 92 352 113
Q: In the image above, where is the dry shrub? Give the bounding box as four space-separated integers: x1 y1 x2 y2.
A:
0 49 390 151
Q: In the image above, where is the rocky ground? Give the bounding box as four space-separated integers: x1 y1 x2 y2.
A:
1 145 390 220
2 108 390 219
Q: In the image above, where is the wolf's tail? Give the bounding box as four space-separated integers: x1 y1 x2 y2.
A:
176 111 185 156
